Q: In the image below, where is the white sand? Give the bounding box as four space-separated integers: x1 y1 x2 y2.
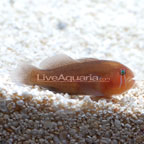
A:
0 0 144 143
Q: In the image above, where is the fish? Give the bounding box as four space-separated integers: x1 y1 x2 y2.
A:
11 54 135 101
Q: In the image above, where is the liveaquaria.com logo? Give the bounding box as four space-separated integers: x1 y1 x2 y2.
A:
36 74 110 83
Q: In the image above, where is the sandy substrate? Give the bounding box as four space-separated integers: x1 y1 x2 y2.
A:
0 0 144 143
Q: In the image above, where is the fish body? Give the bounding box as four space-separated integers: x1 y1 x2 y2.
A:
11 54 135 100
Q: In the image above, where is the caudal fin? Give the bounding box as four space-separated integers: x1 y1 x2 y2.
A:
10 63 37 85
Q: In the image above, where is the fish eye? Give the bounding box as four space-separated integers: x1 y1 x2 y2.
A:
120 69 126 75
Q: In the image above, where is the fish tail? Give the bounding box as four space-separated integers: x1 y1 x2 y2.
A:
10 63 38 85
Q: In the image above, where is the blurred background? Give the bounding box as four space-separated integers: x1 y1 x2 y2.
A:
0 0 143 80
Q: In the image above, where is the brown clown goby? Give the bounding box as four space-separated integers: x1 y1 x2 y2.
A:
11 54 135 100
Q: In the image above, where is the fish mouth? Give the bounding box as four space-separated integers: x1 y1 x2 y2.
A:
127 77 135 88
127 75 135 81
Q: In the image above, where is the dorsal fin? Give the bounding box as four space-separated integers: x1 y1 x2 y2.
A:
77 58 99 63
39 54 78 69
